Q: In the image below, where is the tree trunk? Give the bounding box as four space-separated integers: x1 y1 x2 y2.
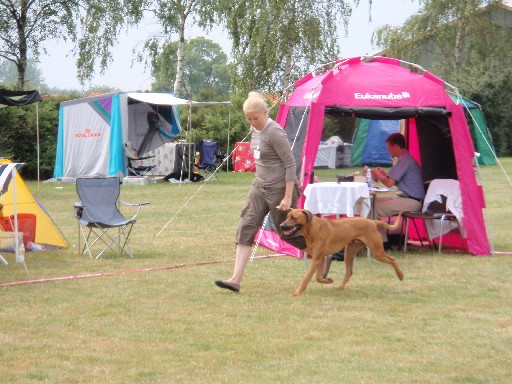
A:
16 0 28 90
454 18 464 71
282 43 294 100
173 0 198 97
16 59 27 91
173 15 186 97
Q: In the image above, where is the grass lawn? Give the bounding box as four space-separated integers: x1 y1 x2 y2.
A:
1 159 511 383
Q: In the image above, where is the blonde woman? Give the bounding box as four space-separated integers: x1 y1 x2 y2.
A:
215 92 304 292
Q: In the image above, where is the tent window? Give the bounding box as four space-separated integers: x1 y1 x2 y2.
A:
284 107 309 177
322 113 358 143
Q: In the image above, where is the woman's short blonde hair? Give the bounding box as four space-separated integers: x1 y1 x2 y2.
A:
243 91 268 113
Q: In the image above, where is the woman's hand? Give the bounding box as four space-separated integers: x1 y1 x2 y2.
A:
277 195 292 211
278 180 295 210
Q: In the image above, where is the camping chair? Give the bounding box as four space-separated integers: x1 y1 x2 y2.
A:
214 149 228 171
197 140 220 180
125 143 156 177
402 179 465 253
74 177 150 259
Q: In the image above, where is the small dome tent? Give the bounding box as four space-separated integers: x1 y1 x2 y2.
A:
258 56 490 256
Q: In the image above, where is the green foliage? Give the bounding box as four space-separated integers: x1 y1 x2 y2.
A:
177 94 250 156
149 37 231 99
76 0 143 84
372 0 512 156
463 65 512 156
0 0 143 90
0 0 79 90
0 94 79 179
218 0 356 95
145 39 179 93
146 36 235 152
140 0 219 96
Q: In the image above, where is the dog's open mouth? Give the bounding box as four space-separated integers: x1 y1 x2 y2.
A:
280 224 301 237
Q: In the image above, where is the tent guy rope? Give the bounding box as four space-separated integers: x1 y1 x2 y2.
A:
154 131 251 238
0 254 288 288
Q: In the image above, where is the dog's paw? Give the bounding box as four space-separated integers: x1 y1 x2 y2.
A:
293 290 302 297
317 277 333 284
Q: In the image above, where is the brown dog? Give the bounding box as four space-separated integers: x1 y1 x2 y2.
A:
280 209 404 296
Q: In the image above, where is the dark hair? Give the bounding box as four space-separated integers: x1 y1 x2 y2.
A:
386 133 406 148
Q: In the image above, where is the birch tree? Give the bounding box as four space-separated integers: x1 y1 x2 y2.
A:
141 0 216 97
218 0 355 95
0 0 76 90
372 0 512 156
0 0 137 90
148 37 230 98
372 0 504 72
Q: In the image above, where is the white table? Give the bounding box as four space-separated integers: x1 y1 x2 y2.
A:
304 182 371 218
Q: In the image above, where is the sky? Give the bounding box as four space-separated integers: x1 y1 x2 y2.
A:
38 0 421 92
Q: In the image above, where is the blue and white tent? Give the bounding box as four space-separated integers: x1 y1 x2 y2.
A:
53 92 184 178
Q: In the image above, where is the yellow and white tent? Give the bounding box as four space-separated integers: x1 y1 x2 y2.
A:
0 159 68 250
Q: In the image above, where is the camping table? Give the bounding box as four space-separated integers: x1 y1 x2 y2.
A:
303 182 371 218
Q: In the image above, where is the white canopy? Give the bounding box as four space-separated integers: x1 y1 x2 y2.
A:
127 92 230 107
127 93 191 105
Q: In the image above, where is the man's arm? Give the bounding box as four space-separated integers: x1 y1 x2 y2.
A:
372 167 396 188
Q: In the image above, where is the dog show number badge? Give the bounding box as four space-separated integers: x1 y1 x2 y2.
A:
253 145 261 160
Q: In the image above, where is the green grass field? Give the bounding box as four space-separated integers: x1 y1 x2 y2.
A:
1 159 511 383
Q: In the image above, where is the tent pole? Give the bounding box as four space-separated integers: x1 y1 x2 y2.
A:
227 103 231 172
12 167 30 276
36 99 40 197
13 167 19 261
188 103 192 180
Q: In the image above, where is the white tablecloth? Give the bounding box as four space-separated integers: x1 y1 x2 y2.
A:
304 182 371 217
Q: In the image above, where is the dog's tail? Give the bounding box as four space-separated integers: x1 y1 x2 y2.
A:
375 211 402 231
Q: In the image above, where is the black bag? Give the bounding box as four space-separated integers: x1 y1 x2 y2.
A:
424 195 449 215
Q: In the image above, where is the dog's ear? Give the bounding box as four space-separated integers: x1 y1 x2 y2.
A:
302 209 313 223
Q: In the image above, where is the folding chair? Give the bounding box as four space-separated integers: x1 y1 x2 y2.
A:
126 155 156 177
197 140 219 180
402 179 465 253
125 143 156 177
74 177 150 259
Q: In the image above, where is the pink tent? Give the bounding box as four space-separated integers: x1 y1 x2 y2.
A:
257 56 490 256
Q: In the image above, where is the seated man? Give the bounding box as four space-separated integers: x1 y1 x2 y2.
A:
370 132 425 244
